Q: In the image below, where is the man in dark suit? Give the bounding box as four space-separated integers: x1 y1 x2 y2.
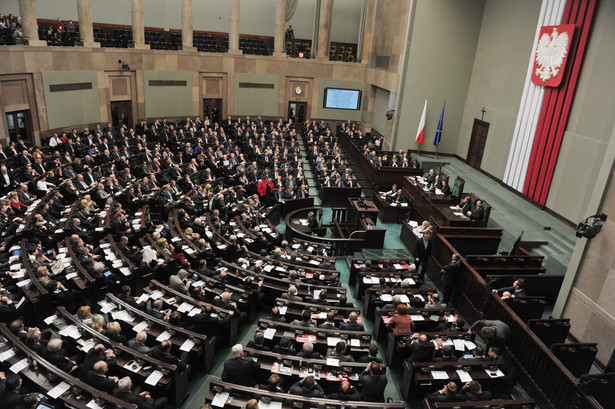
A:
413 232 432 273
0 165 16 194
440 253 462 304
221 344 260 386
0 375 24 408
339 312 364 331
113 376 167 409
358 362 388 402
85 361 119 393
468 200 485 221
406 333 435 362
150 340 187 372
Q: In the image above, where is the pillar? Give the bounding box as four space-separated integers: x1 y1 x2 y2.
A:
228 0 240 54
181 0 195 51
77 0 99 47
18 0 46 46
358 0 375 64
131 0 149 49
273 0 286 56
316 0 333 60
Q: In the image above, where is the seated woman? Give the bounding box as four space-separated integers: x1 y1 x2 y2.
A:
77 305 93 325
385 303 415 335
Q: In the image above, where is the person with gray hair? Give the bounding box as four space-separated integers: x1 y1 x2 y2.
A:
169 268 192 293
128 330 151 354
221 344 260 386
85 360 118 393
247 331 270 351
45 338 79 373
281 285 302 301
112 376 168 409
296 341 322 359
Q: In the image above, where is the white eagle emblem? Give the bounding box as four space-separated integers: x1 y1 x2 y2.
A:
535 27 569 82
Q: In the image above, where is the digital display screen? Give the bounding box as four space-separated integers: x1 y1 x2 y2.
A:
323 88 362 110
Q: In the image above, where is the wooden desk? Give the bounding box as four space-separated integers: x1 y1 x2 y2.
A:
372 192 413 223
373 307 455 341
207 379 406 409
401 360 506 401
257 318 372 359
0 323 137 409
348 198 380 226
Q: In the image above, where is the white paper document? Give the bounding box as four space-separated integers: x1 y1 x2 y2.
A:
48 381 70 399
410 315 425 321
464 340 477 350
326 358 340 367
327 337 343 346
456 369 473 382
144 370 164 386
180 339 195 352
9 358 28 373
430 370 449 380
132 321 149 333
156 331 172 342
211 392 229 408
263 328 277 340
453 339 466 351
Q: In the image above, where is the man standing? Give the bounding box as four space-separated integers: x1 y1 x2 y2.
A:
414 232 432 274
440 253 462 305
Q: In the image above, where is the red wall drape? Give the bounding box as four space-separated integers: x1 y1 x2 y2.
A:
523 0 599 205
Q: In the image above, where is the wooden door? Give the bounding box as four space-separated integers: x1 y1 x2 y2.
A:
110 101 133 128
288 101 307 123
203 98 222 124
5 110 33 145
466 119 490 169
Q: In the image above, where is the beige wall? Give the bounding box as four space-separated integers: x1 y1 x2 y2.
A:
286 0 317 40
392 0 485 152
41 71 101 129
456 0 540 177
143 71 193 119
233 73 279 117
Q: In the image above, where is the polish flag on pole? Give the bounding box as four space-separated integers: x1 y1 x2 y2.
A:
415 99 427 144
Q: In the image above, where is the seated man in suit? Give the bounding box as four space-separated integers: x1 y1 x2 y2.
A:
221 344 260 387
128 331 151 355
150 340 187 372
113 376 167 409
428 381 460 402
492 278 526 298
358 362 388 402
85 361 119 393
432 343 458 362
339 312 364 331
246 331 271 351
289 375 325 398
468 199 485 221
460 380 493 401
406 333 435 362
326 341 355 362
425 169 436 187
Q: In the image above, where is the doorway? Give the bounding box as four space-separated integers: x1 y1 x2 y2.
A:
203 98 222 125
5 110 33 145
288 101 307 123
466 119 490 169
110 101 133 128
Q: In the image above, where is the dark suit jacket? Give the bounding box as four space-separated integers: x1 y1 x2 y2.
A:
406 340 435 362
221 357 260 386
469 205 484 221
441 261 462 286
358 371 387 402
414 238 433 262
85 371 116 393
